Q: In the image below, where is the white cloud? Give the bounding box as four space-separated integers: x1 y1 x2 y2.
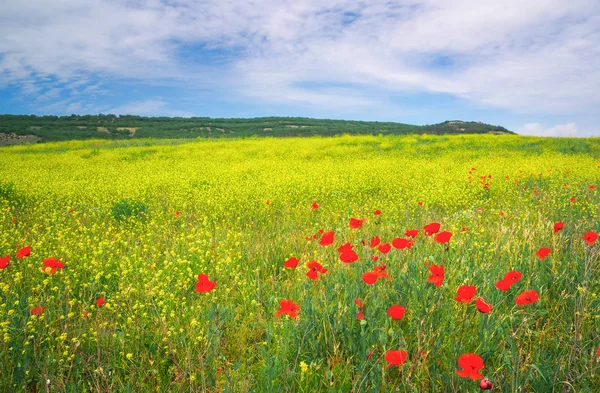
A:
517 122 578 137
0 0 599 119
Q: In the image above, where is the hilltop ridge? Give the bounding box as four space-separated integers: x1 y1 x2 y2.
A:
0 115 514 143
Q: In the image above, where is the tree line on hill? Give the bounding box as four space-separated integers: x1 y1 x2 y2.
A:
0 114 514 142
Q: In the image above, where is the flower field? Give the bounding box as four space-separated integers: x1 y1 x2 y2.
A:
1 134 599 392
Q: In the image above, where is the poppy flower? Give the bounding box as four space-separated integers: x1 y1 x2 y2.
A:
418 201 423 206
583 231 598 246
480 378 493 390
357 311 365 320
456 353 484 380
367 349 373 359
553 222 564 233
311 202 319 210
284 257 299 268
570 197 576 203
392 238 414 249
195 274 216 293
96 297 105 307
434 231 452 244
597 346 600 357
536 248 551 259
475 297 492 313
378 243 391 254
494 271 522 290
373 264 389 279
455 285 477 303
423 223 441 236
30 306 44 316
370 255 379 261
338 243 359 263
362 271 379 285
338 242 354 253
374 210 381 215
387 305 406 320
16 246 30 259
354 298 364 308
0 255 9 269
369 236 381 248
405 229 418 238
349 218 365 229
320 231 334 246
385 350 407 368
427 264 444 287
42 258 65 274
276 299 299 318
591 185 596 190
516 290 539 305
461 227 467 232
306 260 327 280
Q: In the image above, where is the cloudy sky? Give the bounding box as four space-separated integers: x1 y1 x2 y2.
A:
1 0 599 136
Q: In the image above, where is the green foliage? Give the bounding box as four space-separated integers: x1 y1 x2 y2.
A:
0 114 514 143
111 198 149 222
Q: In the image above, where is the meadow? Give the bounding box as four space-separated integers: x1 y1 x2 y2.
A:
0 134 599 392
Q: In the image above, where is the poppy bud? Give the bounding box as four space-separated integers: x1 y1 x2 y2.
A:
479 378 493 390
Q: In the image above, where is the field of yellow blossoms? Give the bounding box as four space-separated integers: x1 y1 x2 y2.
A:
1 134 599 392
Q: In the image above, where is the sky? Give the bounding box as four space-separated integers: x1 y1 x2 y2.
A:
1 0 599 136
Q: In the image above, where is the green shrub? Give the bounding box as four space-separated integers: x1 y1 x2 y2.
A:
111 198 148 222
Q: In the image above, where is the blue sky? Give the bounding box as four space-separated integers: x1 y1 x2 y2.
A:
1 0 599 136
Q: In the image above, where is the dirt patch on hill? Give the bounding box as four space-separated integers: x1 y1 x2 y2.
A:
117 127 137 136
96 127 109 133
0 133 41 146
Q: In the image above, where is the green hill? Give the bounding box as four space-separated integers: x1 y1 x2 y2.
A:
0 114 514 144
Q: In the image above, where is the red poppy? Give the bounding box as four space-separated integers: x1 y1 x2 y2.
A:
276 299 299 318
536 247 551 259
418 201 423 206
0 255 9 269
349 218 365 229
96 297 105 307
354 298 364 308
378 243 391 254
480 378 493 390
385 350 407 368
553 222 564 233
320 231 334 246
370 255 379 261
312 202 319 210
583 231 598 246
42 258 65 274
597 346 600 357
374 210 381 215
461 227 467 232
392 238 414 249
369 236 381 248
434 231 452 244
405 229 418 238
570 197 576 203
494 271 522 290
283 257 299 268
423 223 441 236
306 260 327 280
516 290 539 305
338 243 359 263
387 305 406 320
456 353 484 380
455 285 477 303
427 264 444 287
16 246 30 259
373 264 389 279
195 274 216 293
175 211 181 216
265 201 271 205
475 297 492 313
30 306 44 316
357 311 365 320
590 185 596 190
362 271 379 285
